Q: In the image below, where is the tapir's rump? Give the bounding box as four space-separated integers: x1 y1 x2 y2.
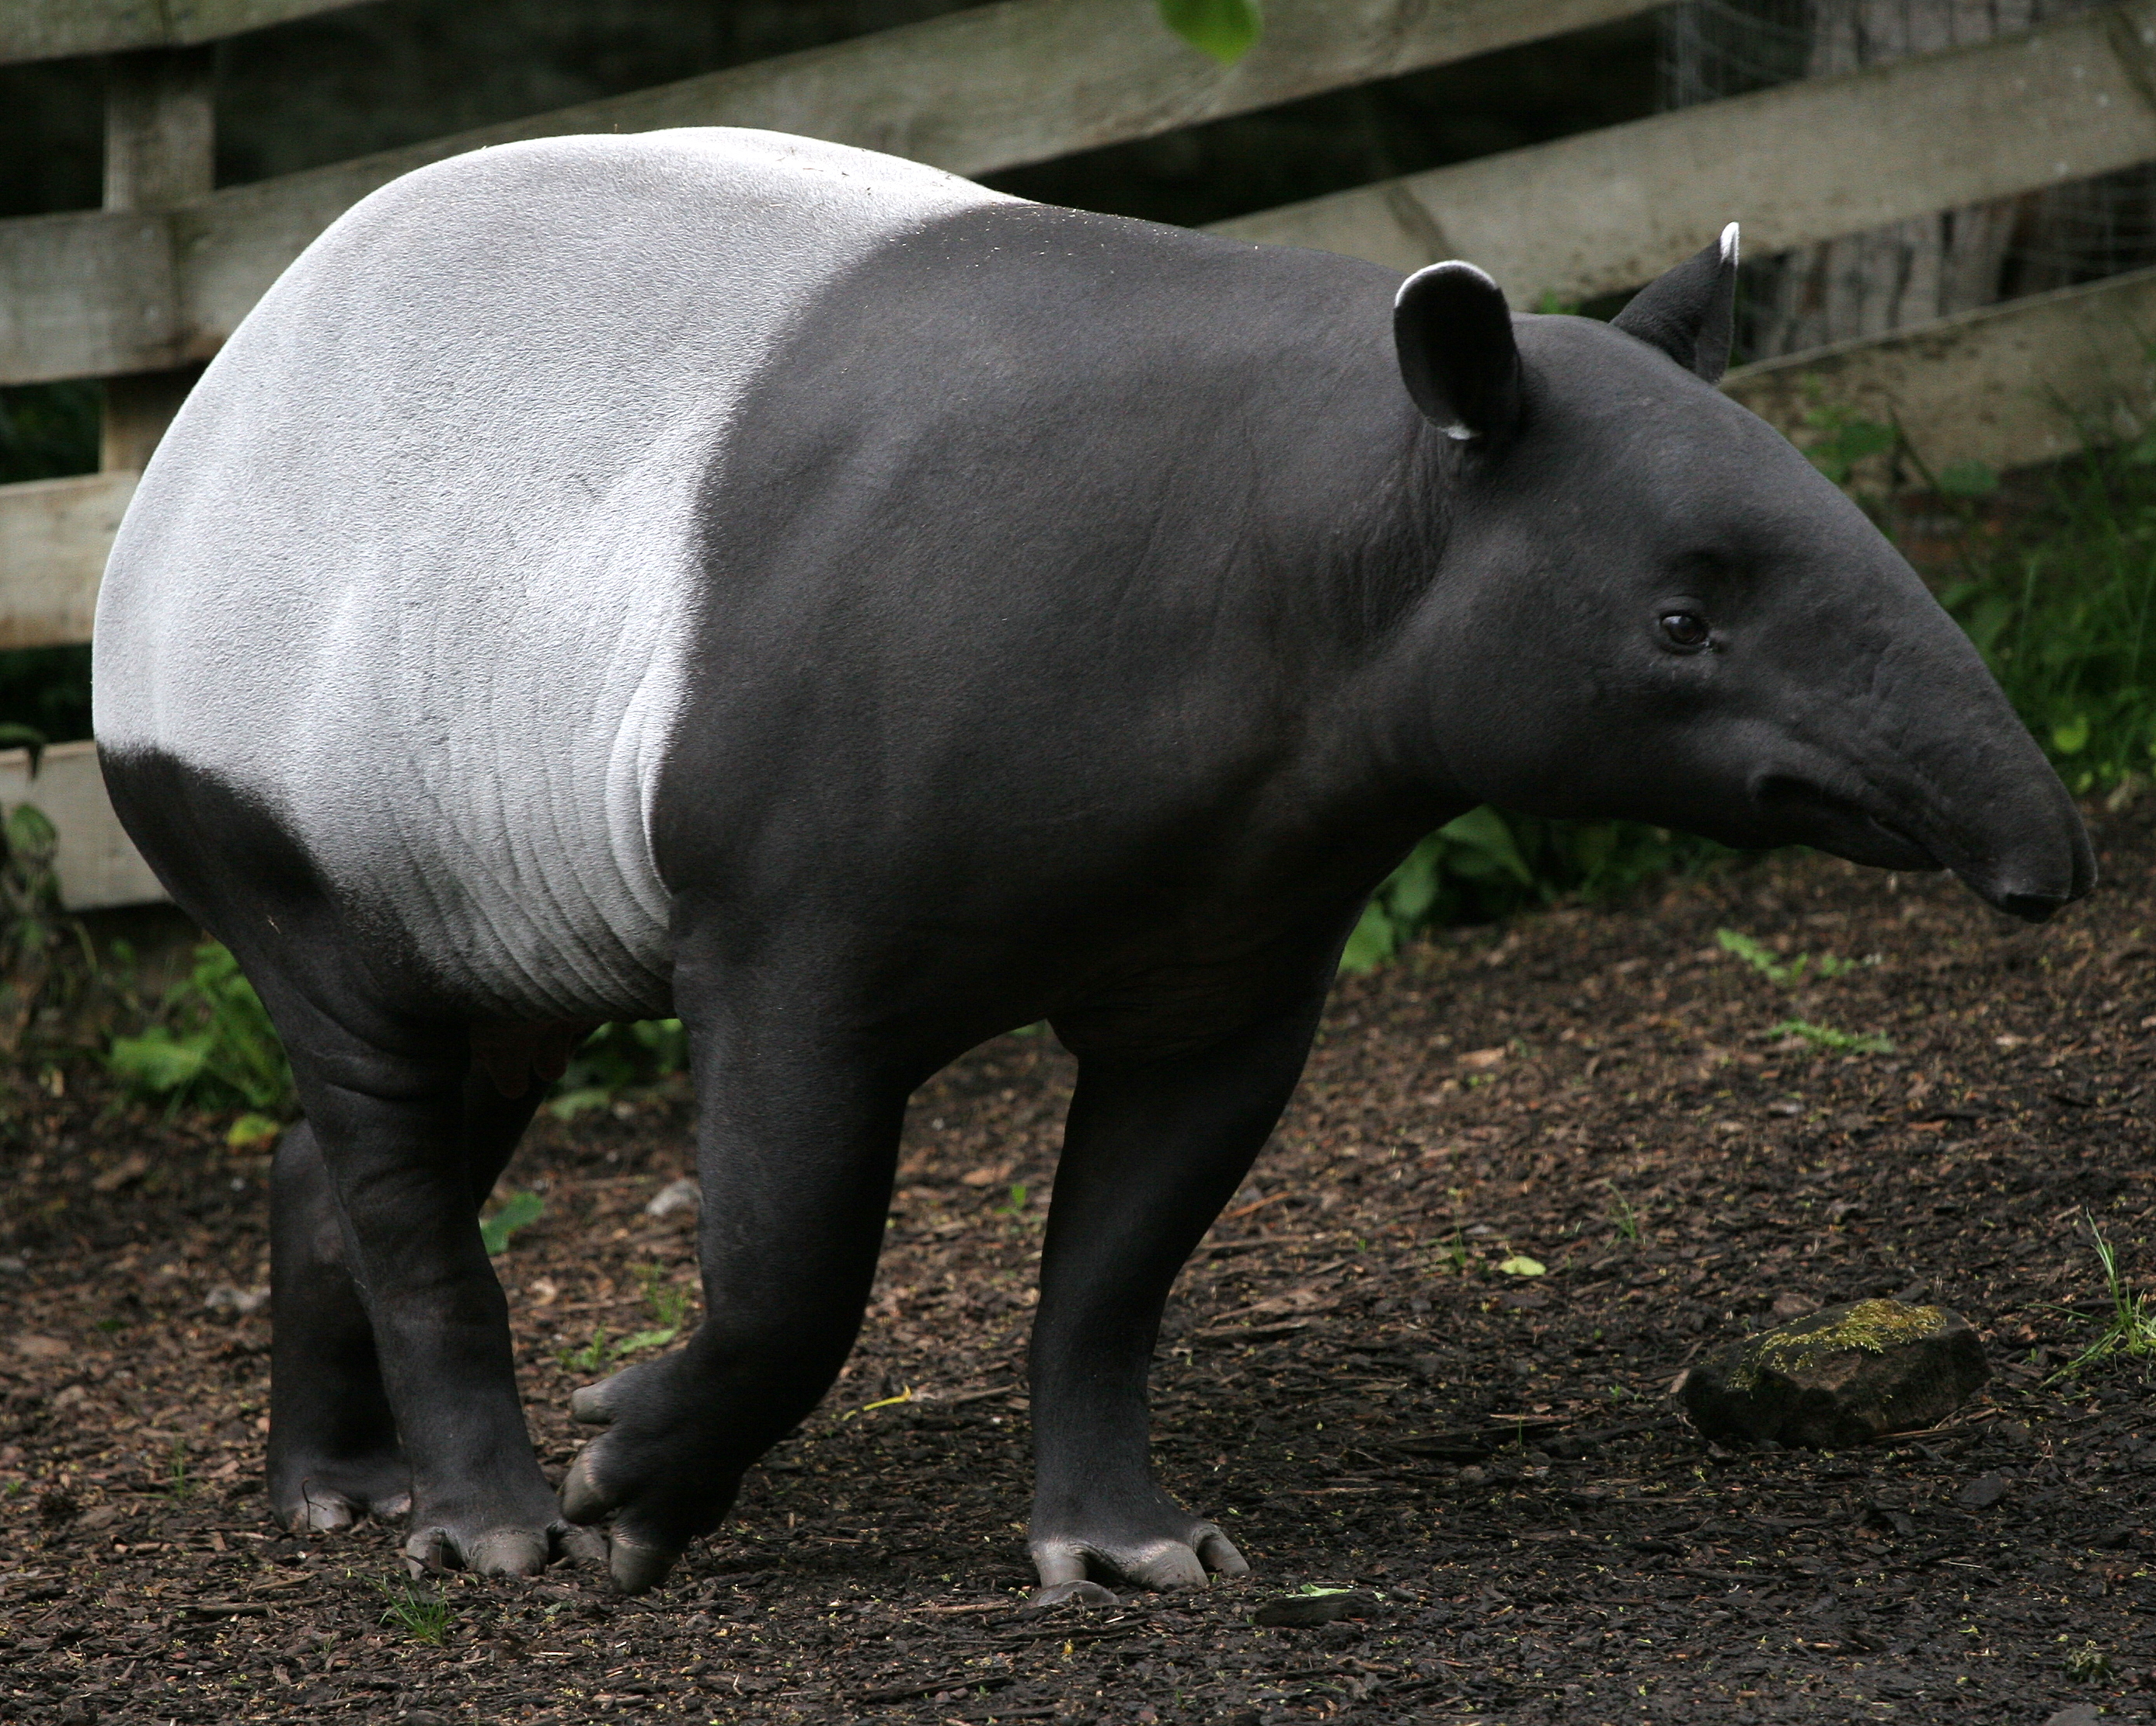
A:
93 131 1014 1022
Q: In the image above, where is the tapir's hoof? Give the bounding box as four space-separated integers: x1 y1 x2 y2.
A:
606 1536 679 1595
402 1524 550 1578
559 1449 609 1523
1028 1580 1119 1609
569 1377 621 1425
556 1523 611 1568
1029 1524 1249 1595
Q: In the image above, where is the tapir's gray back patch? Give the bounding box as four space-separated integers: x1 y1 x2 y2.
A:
95 130 1011 1020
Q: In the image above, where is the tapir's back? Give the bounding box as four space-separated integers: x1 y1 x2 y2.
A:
93 130 1011 1021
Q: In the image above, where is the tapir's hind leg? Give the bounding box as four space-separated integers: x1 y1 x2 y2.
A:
257 976 591 1577
1026 992 1326 1604
266 1071 547 1538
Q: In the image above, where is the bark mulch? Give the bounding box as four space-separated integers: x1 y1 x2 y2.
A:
4 806 2154 1725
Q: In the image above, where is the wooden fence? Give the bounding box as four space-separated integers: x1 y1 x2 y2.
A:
5 0 2154 907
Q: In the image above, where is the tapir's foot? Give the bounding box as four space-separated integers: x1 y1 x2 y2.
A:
270 1448 413 1535
559 1361 741 1594
402 1515 609 1579
1027 1492 1249 1606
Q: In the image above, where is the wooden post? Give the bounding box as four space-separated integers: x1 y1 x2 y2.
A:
99 46 214 475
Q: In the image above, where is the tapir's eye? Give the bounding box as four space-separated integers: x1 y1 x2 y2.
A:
1659 611 1710 649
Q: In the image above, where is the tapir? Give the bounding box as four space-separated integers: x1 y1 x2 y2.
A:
92 128 2092 1602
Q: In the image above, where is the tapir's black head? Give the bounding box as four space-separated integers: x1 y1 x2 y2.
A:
1391 228 2094 922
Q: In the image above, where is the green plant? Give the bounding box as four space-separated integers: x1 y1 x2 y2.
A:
1935 434 2156 795
994 1182 1029 1218
1604 1183 1642 1244
547 1017 687 1118
1797 402 1898 489
106 941 294 1116
1158 0 1260 62
1715 928 1865 986
374 1576 452 1644
479 1190 545 1255
1765 1019 1893 1056
163 1439 191 1502
1344 807 1734 973
2064 1641 2113 1682
559 1268 693 1373
2047 1211 2156 1382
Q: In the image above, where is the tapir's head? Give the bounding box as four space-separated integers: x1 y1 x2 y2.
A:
1394 228 2094 921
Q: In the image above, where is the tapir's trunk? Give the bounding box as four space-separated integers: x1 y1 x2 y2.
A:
1745 598 2095 923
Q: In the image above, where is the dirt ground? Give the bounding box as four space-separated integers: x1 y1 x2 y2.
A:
2 806 2153 1726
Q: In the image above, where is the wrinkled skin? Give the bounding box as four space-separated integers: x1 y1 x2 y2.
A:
97 176 2091 1608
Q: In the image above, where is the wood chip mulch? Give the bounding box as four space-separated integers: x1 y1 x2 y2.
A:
4 803 2154 1725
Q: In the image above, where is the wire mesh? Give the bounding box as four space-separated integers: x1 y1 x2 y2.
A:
1659 0 2156 360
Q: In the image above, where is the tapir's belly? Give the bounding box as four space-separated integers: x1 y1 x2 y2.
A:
92 130 1010 1021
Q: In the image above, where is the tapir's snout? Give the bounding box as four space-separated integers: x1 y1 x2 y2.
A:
1744 670 2096 925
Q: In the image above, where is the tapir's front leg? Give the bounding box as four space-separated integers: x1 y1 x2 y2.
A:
1027 993 1327 1605
560 958 914 1592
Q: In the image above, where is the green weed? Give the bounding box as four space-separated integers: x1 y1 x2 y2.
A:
559 1268 693 1373
163 1440 190 1502
1764 1019 1893 1056
2047 1211 2156 1383
547 1018 687 1118
994 1182 1029 1219
479 1190 545 1255
374 1576 452 1645
1604 1183 1642 1244
1715 928 1867 986
1934 434 2156 795
1157 0 1259 63
106 941 294 1116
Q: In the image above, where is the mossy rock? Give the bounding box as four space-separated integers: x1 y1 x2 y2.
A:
1681 1298 1988 1448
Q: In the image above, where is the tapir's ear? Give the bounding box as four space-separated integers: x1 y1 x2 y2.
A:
1393 261 1521 443
1611 221 1740 385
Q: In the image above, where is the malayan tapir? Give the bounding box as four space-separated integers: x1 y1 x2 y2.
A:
92 128 2093 1602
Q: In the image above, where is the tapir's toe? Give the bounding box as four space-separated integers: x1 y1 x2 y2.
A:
1028 1521 1247 1603
606 1536 679 1595
402 1522 554 1578
569 1376 622 1425
553 1522 611 1568
559 1449 614 1524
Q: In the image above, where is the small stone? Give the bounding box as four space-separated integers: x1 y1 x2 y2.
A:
204 1286 270 1317
1454 1465 1488 1488
1770 1292 1814 1321
645 1177 700 1219
1956 1471 2013 1512
1253 1589 1379 1627
1681 1299 1989 1449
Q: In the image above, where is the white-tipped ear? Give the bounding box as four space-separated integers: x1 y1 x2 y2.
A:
1611 223 1740 385
1393 261 1522 443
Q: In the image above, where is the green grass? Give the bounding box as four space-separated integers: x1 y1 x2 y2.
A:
2048 1211 2156 1383
374 1576 452 1644
1764 1019 1893 1056
1715 927 1867 986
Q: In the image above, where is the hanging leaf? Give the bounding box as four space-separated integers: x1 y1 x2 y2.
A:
1158 0 1261 64
0 724 46 778
480 1189 546 1254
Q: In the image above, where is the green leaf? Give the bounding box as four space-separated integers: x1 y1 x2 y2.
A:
1337 899 1398 976
479 1189 545 1254
2053 715 2091 757
1437 806 1533 886
546 1086 613 1121
1158 0 1261 63
1497 1254 1547 1277
611 1327 679 1357
108 1026 211 1094
226 1112 284 1148
1935 459 1999 499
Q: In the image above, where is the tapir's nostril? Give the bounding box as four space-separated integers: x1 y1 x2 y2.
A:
1997 890 2068 925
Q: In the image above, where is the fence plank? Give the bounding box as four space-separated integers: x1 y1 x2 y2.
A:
7 0 1664 381
0 472 134 650
0 741 165 911
1726 263 2156 476
3 1 365 65
1211 0 2156 301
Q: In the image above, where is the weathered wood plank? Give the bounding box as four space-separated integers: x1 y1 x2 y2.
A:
3 0 364 65
0 741 165 911
1727 264 2156 476
1211 1 2156 303
0 472 134 649
0 208 187 385
9 0 1665 378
